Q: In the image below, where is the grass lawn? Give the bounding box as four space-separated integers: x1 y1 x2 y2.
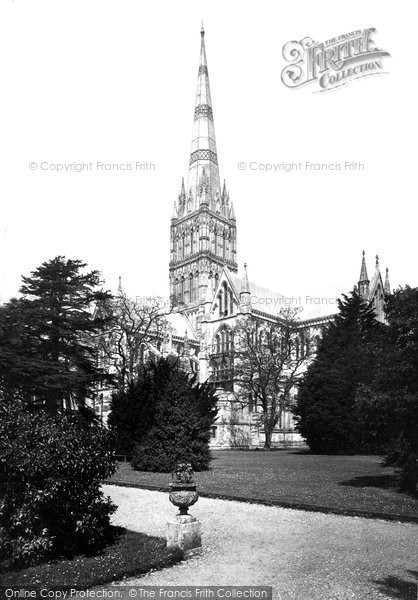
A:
107 449 418 522
0 527 183 588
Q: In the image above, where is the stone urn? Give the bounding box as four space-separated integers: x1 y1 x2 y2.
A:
168 462 198 515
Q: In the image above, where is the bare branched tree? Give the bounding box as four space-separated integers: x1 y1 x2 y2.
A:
98 292 172 389
233 307 315 448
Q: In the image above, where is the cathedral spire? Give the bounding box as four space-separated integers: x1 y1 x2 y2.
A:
169 26 238 310
358 250 370 300
187 26 220 203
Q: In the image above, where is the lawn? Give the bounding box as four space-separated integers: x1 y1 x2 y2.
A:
0 527 183 587
107 449 418 522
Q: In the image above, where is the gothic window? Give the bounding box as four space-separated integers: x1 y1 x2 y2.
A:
180 276 185 303
194 271 199 303
220 282 229 316
295 336 300 360
189 273 194 303
215 334 221 354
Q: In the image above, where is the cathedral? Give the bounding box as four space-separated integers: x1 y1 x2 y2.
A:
161 27 391 448
95 27 392 448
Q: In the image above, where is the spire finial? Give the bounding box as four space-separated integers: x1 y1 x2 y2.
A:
201 20 205 37
118 275 122 293
384 267 391 294
376 254 379 267
241 262 250 294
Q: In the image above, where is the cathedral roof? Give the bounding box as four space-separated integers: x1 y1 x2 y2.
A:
226 267 337 322
227 269 286 317
166 311 198 342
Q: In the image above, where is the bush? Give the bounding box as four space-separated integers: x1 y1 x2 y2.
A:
0 396 117 567
110 358 218 473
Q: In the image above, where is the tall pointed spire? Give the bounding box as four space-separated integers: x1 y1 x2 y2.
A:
240 263 251 312
187 26 220 203
384 267 391 294
241 262 250 294
358 251 370 300
359 250 368 283
169 26 238 310
118 275 123 294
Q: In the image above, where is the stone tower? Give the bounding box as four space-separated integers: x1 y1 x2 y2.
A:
169 27 238 311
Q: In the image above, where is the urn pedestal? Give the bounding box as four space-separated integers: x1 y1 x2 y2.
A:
166 464 202 553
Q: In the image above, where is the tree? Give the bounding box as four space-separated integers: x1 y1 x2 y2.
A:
233 308 314 449
293 288 384 453
109 357 218 471
107 375 155 456
98 291 171 389
0 256 111 413
354 286 418 491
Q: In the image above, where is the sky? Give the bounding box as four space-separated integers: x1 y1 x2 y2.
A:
1 0 417 309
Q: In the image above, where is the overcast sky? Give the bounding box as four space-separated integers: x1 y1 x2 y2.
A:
1 0 416 308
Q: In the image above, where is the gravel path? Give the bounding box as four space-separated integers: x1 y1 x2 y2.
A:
103 484 418 600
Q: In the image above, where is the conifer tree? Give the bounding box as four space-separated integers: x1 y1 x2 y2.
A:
293 288 384 453
110 357 218 471
0 256 111 412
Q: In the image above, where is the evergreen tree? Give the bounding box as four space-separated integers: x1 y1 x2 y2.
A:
354 286 418 491
0 256 111 413
109 357 218 471
293 288 384 453
108 371 155 456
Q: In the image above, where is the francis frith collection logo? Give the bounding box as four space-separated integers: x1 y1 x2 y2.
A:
281 28 390 92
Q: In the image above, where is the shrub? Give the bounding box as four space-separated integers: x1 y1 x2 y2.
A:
110 358 218 472
0 396 117 567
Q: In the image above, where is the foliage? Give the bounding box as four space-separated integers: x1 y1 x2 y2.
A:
233 308 314 448
0 395 117 567
353 286 418 491
109 358 218 472
1 527 183 588
293 289 385 453
0 256 111 413
107 375 155 456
